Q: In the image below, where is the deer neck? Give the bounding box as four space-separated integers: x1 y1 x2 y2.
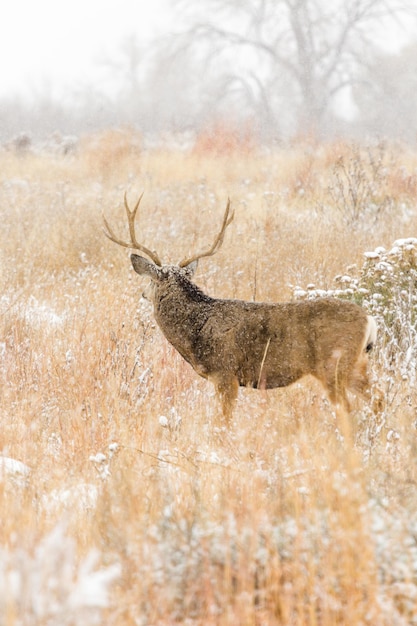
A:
152 275 212 348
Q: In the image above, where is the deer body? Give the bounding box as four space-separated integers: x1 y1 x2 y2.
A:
131 255 376 419
104 195 377 419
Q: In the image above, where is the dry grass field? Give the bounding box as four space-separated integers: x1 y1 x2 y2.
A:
1 130 417 625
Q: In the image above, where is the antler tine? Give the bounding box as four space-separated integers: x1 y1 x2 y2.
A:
179 199 234 268
103 192 162 266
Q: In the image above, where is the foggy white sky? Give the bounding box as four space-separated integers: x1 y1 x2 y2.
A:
1 0 414 118
1 0 174 100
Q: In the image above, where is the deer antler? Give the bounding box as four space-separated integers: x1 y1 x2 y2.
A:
179 199 234 268
103 192 162 266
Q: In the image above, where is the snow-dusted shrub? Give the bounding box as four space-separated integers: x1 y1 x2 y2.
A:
371 499 417 625
128 499 417 624
0 524 120 625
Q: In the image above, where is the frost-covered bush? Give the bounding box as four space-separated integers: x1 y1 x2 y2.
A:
0 525 120 625
129 498 417 623
370 499 417 625
349 239 417 334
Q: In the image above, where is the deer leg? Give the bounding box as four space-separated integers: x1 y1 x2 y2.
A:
349 357 384 414
320 369 355 442
349 353 370 395
319 354 351 412
326 380 351 413
210 374 239 421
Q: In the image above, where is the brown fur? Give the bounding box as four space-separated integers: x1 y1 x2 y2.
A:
131 255 376 419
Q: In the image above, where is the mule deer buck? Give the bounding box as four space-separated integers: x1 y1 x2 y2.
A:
104 193 377 420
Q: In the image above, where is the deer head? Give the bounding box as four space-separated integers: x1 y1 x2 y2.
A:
103 192 234 300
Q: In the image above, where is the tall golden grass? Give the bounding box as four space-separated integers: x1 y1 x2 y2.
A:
1 133 417 624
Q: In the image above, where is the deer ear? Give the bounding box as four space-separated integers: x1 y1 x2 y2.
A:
130 254 162 280
184 259 198 277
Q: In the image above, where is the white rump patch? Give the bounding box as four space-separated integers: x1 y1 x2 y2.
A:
365 315 377 350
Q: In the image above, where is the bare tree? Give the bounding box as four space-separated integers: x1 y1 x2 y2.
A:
170 0 417 138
